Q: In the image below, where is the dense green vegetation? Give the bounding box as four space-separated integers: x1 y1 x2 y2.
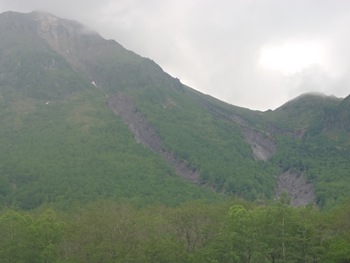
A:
0 86 221 209
264 93 342 131
271 133 350 210
0 47 220 209
1 199 350 263
128 84 278 200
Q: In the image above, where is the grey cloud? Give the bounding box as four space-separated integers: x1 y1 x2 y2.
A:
1 0 350 110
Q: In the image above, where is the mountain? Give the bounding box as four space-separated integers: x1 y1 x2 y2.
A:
0 11 350 210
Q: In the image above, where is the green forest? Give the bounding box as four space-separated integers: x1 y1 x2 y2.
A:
1 199 350 263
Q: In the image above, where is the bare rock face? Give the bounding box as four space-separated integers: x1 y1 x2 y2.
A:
276 170 314 206
241 127 276 161
197 100 277 161
33 11 99 46
230 114 276 161
31 11 104 74
107 93 200 183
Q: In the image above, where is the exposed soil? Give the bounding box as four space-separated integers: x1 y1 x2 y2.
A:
230 114 315 205
197 100 277 161
107 93 199 183
229 114 277 161
276 170 314 206
240 126 276 161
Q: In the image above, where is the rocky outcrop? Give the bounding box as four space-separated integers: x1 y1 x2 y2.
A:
32 11 106 77
107 93 199 183
276 170 314 206
229 114 276 161
240 126 276 161
196 99 277 161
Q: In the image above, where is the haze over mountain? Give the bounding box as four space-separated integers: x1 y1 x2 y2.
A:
2 0 350 111
1 11 350 210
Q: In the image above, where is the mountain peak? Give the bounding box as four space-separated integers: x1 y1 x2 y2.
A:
30 10 58 20
277 92 341 111
291 92 335 101
28 10 98 39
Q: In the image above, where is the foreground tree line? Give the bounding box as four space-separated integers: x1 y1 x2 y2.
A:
0 199 349 263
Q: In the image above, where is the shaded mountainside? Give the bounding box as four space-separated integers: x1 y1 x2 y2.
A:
1 11 350 209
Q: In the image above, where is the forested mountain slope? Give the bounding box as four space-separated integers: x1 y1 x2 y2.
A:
0 11 350 209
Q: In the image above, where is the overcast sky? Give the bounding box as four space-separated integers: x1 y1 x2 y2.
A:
1 0 350 110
